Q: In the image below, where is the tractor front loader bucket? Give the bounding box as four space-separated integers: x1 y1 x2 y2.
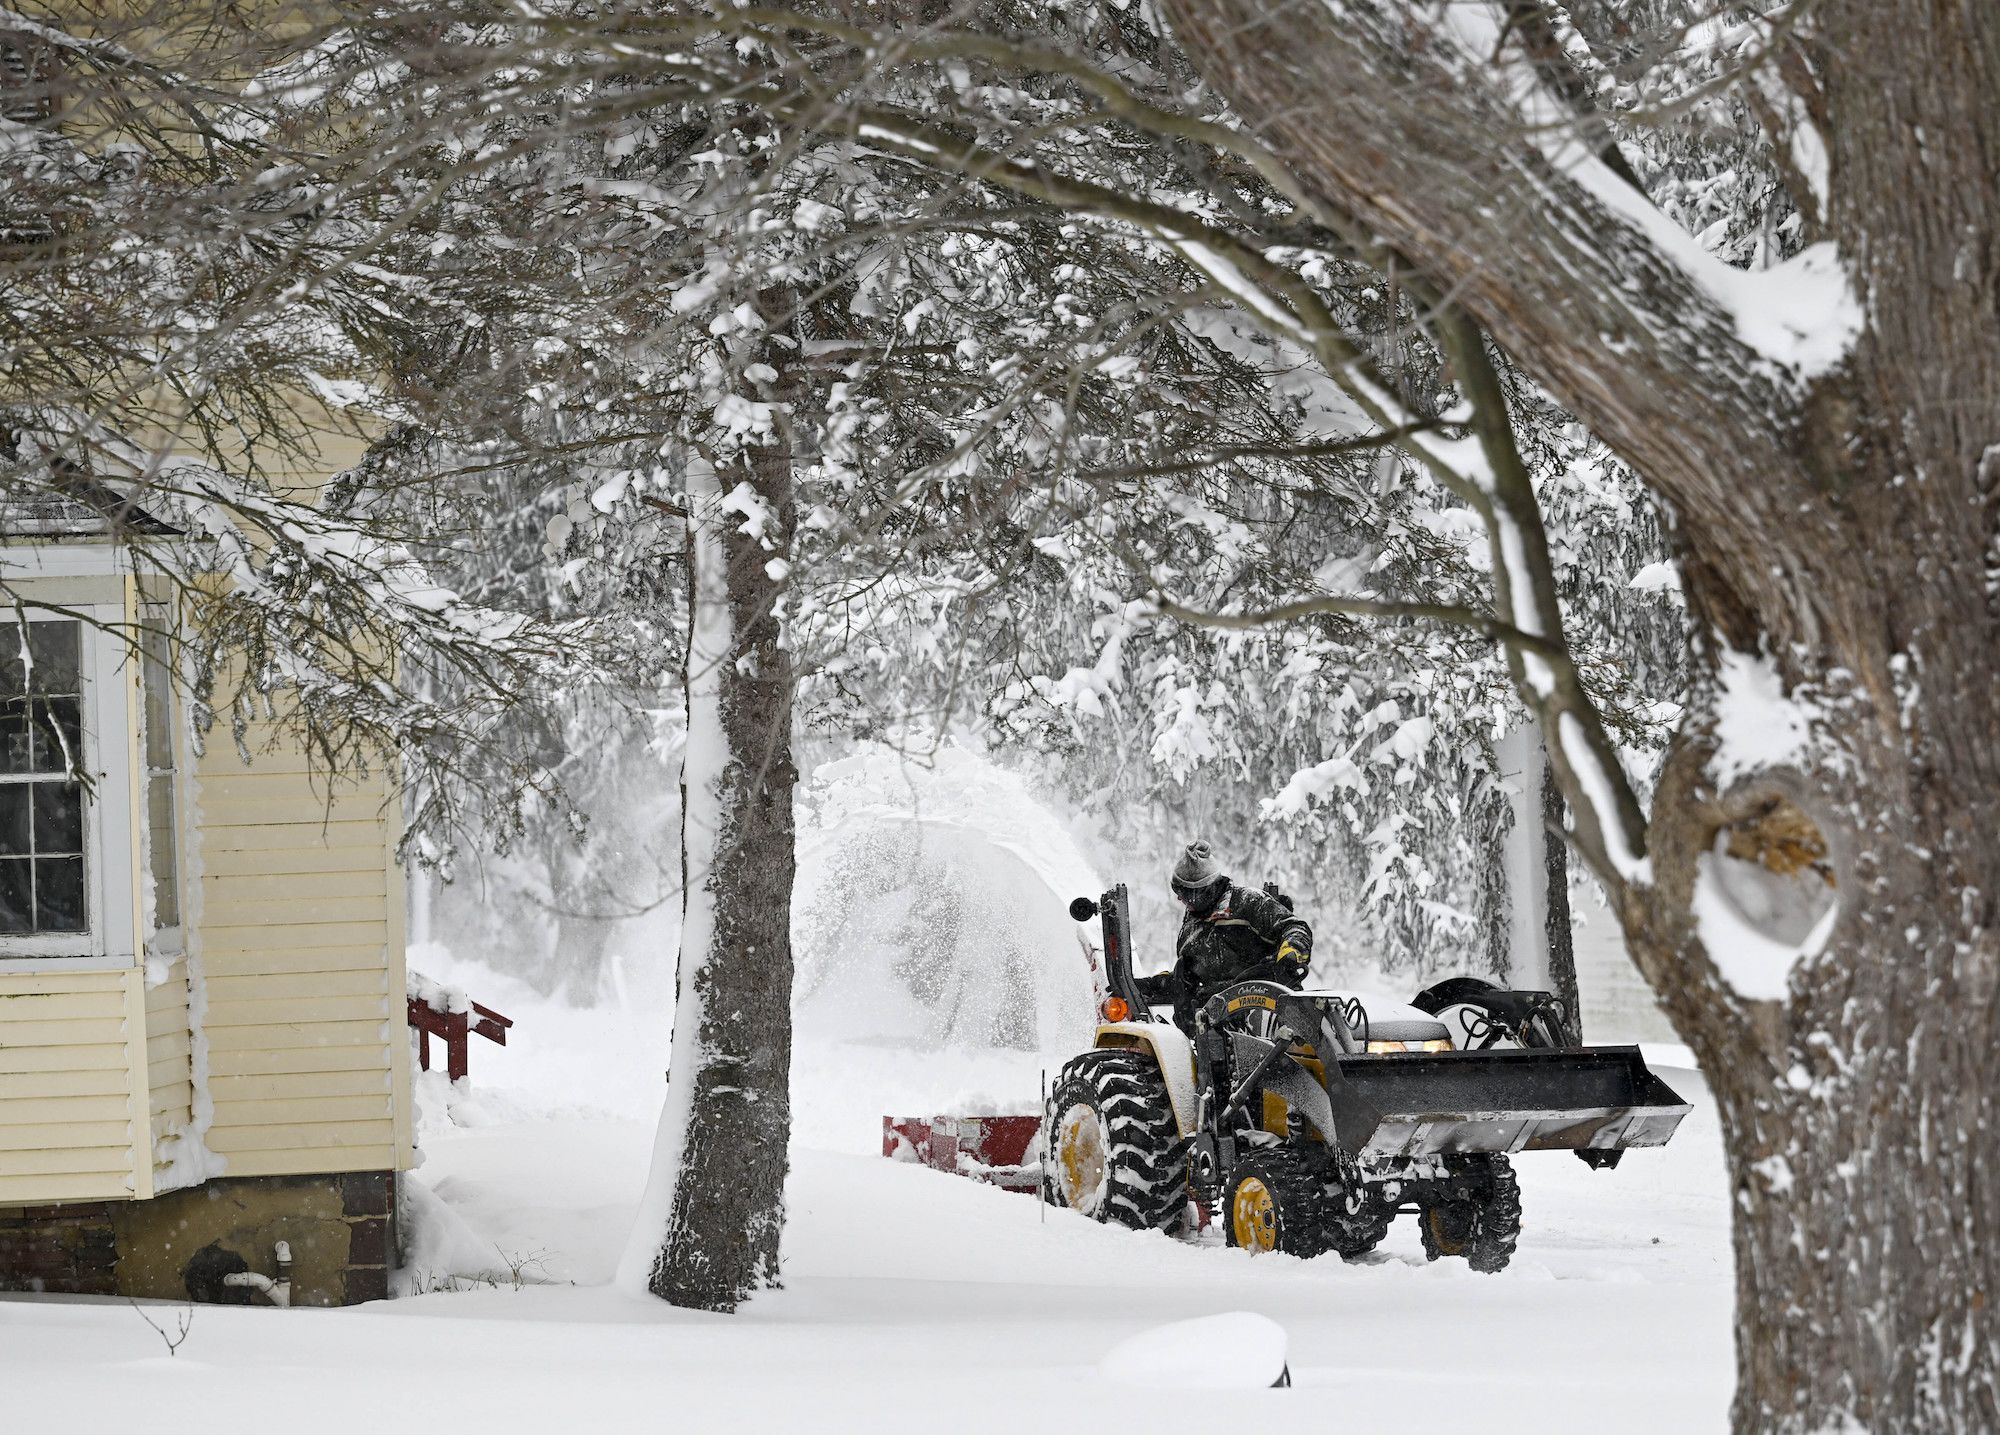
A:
1218 986 1693 1163
1327 1045 1692 1160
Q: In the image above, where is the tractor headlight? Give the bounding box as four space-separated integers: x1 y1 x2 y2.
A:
1365 1040 1407 1053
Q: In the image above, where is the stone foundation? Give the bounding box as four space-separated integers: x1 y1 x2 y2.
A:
0 1171 397 1306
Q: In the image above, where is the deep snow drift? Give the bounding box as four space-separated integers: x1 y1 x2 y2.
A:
0 747 1733 1432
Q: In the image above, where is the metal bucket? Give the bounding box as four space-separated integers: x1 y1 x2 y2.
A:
1329 1045 1692 1159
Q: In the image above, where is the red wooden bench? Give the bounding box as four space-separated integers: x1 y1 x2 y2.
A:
407 994 512 1082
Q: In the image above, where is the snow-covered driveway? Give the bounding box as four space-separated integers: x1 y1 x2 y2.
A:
2 1037 1731 1434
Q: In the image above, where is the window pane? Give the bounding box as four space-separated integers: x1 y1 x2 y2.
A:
0 786 27 856
0 859 31 933
27 622 79 695
148 774 178 929
0 697 30 775
0 621 80 697
30 696 81 774
141 627 175 771
33 781 81 856
34 856 84 931
0 618 91 942
0 628 25 696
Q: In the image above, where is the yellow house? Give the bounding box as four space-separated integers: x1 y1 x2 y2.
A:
0 492 414 1305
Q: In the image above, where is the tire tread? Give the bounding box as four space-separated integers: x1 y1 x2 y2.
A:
1046 1049 1184 1230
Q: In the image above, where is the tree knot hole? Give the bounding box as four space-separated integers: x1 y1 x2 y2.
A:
1708 795 1838 949
1724 796 1834 888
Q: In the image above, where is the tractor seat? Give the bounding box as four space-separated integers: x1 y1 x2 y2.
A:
1296 990 1453 1047
1360 1017 1453 1043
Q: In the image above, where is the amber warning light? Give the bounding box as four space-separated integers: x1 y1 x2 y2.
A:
1100 996 1131 1023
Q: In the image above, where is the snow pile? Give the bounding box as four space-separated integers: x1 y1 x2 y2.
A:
1717 243 1863 381
410 1067 527 1139
1628 560 1680 594
396 1167 532 1294
408 969 472 1015
1709 646 1816 786
1099 1312 1290 1389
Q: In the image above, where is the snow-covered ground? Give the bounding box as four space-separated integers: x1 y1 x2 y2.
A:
2 941 1733 1433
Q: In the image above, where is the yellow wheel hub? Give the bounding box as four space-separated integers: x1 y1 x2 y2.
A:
1232 1176 1279 1252
1056 1104 1110 1214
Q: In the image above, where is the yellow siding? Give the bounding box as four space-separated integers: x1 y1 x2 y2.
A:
190 724 408 1180
206 1040 402 1078
203 944 401 978
203 868 388 900
145 959 194 1188
385 791 413 1162
205 969 389 1003
207 1068 393 1103
200 844 390 879
0 1068 131 1099
203 923 388 955
207 1121 394 1155
219 1144 401 1181
0 1041 133 1074
0 971 142 1202
0 1017 130 1048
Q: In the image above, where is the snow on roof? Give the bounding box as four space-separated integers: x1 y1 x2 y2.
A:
0 480 180 540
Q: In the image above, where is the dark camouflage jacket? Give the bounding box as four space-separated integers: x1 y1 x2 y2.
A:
1136 884 1312 1028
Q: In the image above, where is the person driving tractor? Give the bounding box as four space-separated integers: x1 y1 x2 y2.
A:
1134 840 1313 1032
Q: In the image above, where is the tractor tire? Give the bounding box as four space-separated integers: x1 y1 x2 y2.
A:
1223 1149 1332 1258
1418 1154 1522 1273
1046 1050 1184 1231
1323 1185 1395 1261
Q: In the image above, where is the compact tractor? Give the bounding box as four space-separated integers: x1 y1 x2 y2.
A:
1046 885 1691 1271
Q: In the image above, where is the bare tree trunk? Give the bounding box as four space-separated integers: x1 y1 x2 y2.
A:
1157 1 2000 1428
625 310 798 1313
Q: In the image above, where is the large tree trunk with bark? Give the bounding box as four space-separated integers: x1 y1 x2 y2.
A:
1159 1 2000 1428
623 306 799 1313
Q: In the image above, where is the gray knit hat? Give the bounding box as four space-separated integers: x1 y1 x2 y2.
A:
1172 840 1223 892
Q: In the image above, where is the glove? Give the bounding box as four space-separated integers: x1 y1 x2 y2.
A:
1275 939 1308 984
1133 971 1178 1008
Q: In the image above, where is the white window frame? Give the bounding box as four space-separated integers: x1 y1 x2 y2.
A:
0 598 138 970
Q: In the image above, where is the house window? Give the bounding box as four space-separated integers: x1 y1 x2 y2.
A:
140 618 180 938
0 29 58 126
0 620 87 934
